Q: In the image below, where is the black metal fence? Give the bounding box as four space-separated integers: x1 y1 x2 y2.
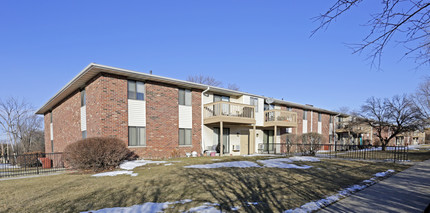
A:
0 152 65 178
258 143 408 162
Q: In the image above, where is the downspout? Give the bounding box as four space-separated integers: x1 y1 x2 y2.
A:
201 87 210 155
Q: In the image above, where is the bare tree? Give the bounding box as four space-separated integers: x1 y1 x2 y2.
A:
15 114 44 153
414 77 430 120
0 98 44 155
227 83 240 91
360 95 423 150
186 75 222 87
337 106 351 114
314 1 430 68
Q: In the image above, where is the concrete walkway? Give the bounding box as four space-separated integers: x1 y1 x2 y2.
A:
319 159 430 213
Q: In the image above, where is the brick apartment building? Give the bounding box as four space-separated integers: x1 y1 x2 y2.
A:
36 63 344 158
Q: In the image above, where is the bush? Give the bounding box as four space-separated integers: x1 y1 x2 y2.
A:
63 137 135 171
300 133 324 156
14 151 45 167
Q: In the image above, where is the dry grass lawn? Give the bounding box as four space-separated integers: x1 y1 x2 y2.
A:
0 156 410 213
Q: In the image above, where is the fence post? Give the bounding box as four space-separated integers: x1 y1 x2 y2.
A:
394 146 397 163
36 153 40 175
364 147 366 160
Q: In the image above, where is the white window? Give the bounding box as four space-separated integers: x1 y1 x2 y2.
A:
179 89 191 106
250 97 258 112
318 113 322 122
303 110 308 120
128 80 145 100
129 126 146 146
81 89 86 107
179 128 192 145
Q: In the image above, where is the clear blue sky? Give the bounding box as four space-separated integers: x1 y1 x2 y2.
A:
0 1 427 112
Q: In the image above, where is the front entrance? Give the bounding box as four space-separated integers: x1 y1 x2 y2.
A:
240 130 249 155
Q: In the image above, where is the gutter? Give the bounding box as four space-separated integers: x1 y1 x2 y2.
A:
201 87 210 154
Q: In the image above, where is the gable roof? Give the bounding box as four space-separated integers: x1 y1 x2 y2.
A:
36 63 344 116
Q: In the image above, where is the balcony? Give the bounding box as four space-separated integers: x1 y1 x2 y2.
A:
203 101 256 125
264 109 297 127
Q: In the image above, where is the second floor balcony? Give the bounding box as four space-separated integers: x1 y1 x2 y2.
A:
203 101 256 125
264 109 297 127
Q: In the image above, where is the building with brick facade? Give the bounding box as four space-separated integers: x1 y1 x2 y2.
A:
36 63 344 158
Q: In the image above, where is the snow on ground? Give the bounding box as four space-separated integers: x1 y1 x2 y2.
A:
186 203 221 213
92 160 171 177
92 170 138 177
258 159 312 169
185 161 261 169
375 169 395 177
82 200 192 213
186 156 320 169
242 154 278 157
120 160 168 170
86 169 395 213
288 156 320 162
284 169 395 213
0 163 18 169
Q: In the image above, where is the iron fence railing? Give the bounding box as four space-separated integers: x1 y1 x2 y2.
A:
0 152 65 178
258 143 408 162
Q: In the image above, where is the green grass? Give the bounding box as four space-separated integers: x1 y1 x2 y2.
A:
0 156 410 212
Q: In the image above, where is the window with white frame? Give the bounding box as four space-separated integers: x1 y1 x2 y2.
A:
128 80 145 100
179 89 191 106
179 128 192 145
81 89 86 107
129 126 146 146
318 113 322 122
303 110 308 120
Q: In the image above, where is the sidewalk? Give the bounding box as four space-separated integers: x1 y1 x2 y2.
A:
319 159 430 213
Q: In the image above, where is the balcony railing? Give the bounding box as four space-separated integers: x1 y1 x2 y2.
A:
264 109 297 127
203 101 255 124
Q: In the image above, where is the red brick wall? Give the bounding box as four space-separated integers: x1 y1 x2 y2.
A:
191 90 202 153
45 91 82 153
86 73 128 142
44 112 51 153
311 111 318 133
130 82 202 158
292 108 303 136
321 113 330 143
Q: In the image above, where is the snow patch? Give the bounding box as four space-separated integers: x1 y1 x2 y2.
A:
185 161 260 169
288 156 320 162
257 158 312 169
92 171 138 177
82 200 192 213
374 169 395 177
283 169 395 213
120 160 167 170
0 163 18 169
